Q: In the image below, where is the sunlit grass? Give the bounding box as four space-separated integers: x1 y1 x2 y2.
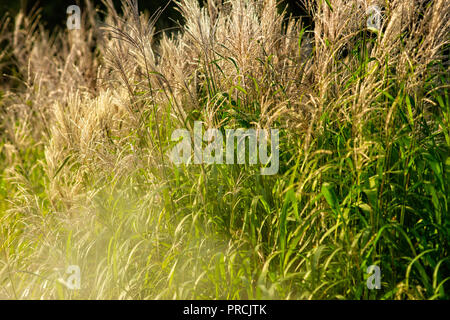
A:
0 0 449 300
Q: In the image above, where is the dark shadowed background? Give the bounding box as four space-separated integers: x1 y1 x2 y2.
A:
0 0 310 31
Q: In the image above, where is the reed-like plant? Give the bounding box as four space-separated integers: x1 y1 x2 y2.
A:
0 0 448 299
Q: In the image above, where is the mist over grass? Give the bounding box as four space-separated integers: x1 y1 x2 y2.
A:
0 0 449 299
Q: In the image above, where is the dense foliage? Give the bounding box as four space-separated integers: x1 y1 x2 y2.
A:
0 0 448 299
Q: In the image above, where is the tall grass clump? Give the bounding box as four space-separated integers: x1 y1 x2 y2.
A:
0 0 449 299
